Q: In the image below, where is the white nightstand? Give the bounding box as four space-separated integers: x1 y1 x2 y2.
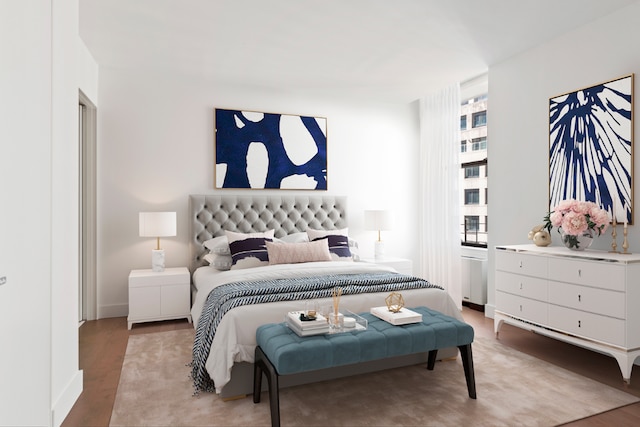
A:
361 257 413 275
128 267 192 330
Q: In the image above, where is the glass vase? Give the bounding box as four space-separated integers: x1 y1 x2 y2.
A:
559 228 594 251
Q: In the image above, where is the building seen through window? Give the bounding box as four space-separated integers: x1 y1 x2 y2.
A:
460 81 488 247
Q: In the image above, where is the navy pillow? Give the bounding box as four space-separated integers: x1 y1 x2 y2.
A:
225 230 275 270
307 228 353 261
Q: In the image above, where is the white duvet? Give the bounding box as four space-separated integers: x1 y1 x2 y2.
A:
191 261 462 394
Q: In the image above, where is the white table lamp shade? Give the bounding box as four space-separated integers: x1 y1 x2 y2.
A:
364 210 392 259
364 210 392 237
139 212 176 272
139 212 177 239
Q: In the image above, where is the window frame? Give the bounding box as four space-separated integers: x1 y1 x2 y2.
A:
472 110 487 128
464 165 480 178
464 188 480 205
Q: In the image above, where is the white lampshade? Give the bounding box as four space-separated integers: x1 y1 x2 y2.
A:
364 210 392 259
364 210 392 236
139 212 177 272
139 212 177 240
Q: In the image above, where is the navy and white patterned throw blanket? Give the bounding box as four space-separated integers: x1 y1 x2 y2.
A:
191 272 443 393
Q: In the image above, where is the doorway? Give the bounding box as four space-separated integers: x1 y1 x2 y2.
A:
79 90 97 322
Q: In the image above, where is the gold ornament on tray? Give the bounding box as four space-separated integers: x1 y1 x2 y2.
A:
385 292 404 313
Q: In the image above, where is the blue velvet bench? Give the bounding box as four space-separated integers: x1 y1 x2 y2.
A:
253 306 476 427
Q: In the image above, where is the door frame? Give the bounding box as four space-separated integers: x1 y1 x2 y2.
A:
79 90 97 321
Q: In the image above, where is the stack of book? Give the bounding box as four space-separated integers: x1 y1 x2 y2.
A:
370 306 422 325
285 311 330 336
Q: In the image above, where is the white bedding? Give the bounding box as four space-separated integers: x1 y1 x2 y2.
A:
191 261 462 394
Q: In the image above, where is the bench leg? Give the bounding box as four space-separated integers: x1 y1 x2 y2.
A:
427 350 437 370
458 344 477 399
253 346 281 427
253 351 263 403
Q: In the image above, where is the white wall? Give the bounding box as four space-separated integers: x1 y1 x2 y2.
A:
78 38 99 104
96 68 420 317
0 1 52 424
50 0 84 424
487 2 640 317
0 0 94 425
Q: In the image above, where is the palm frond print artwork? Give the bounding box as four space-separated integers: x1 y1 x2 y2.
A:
549 74 634 224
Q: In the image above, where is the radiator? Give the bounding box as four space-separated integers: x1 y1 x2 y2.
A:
461 256 487 305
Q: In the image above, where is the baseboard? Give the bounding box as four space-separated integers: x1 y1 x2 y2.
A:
462 301 485 312
52 370 83 427
98 303 128 319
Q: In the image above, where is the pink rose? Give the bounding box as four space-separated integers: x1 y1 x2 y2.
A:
561 211 588 235
555 200 575 213
574 202 591 215
549 211 564 227
589 209 610 234
546 198 611 237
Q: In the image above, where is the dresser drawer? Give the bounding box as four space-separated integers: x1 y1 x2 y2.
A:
548 258 625 291
548 281 625 319
548 305 625 347
495 270 547 301
496 291 548 325
495 250 547 278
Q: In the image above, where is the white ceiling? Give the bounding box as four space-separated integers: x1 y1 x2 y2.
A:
79 0 638 103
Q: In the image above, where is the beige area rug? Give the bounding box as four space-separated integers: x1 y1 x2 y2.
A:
110 329 638 427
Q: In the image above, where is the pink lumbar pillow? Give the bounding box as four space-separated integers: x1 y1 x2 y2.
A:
266 239 332 265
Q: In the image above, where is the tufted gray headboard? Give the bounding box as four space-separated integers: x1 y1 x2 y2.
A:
189 194 347 271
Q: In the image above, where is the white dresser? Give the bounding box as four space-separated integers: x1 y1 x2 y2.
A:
494 244 640 383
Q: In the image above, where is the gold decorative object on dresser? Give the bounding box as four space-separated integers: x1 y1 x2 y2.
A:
494 244 640 384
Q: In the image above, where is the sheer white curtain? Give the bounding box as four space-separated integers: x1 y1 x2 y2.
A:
419 83 462 310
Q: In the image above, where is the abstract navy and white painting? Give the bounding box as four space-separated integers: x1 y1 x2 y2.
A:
549 74 634 224
215 109 327 190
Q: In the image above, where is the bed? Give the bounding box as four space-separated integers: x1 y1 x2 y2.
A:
189 194 462 398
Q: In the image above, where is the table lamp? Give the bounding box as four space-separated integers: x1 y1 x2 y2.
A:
364 210 392 259
139 212 177 272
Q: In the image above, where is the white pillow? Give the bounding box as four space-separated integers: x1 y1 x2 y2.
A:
266 240 332 265
279 232 309 243
226 230 275 270
203 253 233 271
307 228 353 261
348 238 360 261
203 235 230 255
306 227 349 240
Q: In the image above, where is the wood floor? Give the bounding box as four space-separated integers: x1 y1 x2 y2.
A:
62 307 640 427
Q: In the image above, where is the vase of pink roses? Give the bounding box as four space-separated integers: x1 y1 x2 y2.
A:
543 199 610 251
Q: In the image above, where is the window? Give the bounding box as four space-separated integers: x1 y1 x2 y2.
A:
464 189 479 205
471 137 486 151
465 165 479 178
465 216 479 231
460 75 488 247
472 111 486 128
